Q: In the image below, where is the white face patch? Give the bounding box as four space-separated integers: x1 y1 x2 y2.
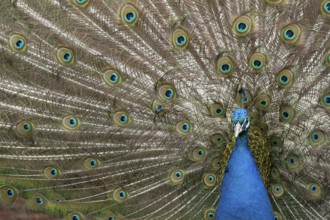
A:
234 118 250 137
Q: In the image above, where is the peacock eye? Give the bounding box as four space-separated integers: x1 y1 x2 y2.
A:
120 3 139 26
307 183 321 198
63 115 80 130
172 28 189 49
55 47 75 65
249 53 267 73
44 167 60 179
308 129 325 147
108 217 115 220
36 196 44 205
72 215 80 220
279 106 294 123
211 133 224 146
216 56 235 77
9 33 27 52
204 209 216 220
112 188 129 202
157 84 177 102
0 186 18 205
203 174 216 187
233 15 253 36
15 120 34 137
281 24 302 45
176 120 192 136
321 1 330 16
170 169 185 185
271 184 284 197
6 189 14 197
103 70 123 87
209 103 226 118
113 111 132 127
72 0 89 7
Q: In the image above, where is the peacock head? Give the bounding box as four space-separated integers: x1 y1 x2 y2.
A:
232 108 250 137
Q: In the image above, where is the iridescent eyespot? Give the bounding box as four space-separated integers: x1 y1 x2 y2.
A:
103 70 123 87
157 84 177 102
171 28 189 49
44 167 60 179
324 51 330 67
65 213 85 220
211 133 224 146
55 47 75 65
308 129 326 147
320 92 330 109
233 15 253 37
249 53 267 73
120 3 139 26
0 186 18 206
321 1 330 17
72 0 89 7
270 136 283 152
203 173 216 187
84 158 100 169
8 33 27 52
151 99 168 115
112 188 129 202
35 196 44 205
307 183 322 198
15 120 34 137
281 24 302 45
190 146 207 161
286 154 302 172
212 158 221 170
113 111 132 127
279 106 294 123
216 56 235 77
276 69 294 88
204 209 216 220
271 167 280 179
272 184 284 197
255 94 271 110
170 169 184 185
63 115 80 130
176 120 192 136
273 211 283 220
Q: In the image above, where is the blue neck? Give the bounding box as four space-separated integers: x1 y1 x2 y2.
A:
216 131 274 220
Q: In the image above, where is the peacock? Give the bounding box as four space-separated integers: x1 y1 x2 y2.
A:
0 0 329 219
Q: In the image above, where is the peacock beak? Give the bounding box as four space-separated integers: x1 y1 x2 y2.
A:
234 118 250 137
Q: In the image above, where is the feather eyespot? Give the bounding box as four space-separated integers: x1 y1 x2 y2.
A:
321 1 330 16
276 69 294 88
204 209 216 220
72 0 89 7
171 28 189 49
0 186 17 205
170 169 184 184
216 56 235 77
307 183 322 198
55 47 75 65
176 120 192 136
103 70 123 87
35 196 45 205
308 129 326 147
249 53 267 73
44 167 60 179
113 111 132 127
211 133 224 146
286 154 302 172
279 106 294 123
272 184 284 197
65 213 85 220
324 51 330 67
233 16 253 37
209 103 226 118
15 120 34 137
120 3 139 26
273 211 283 220
8 33 27 52
320 93 330 109
157 84 177 102
112 188 129 202
212 158 221 170
203 174 216 187
190 146 207 161
255 94 271 110
63 115 80 130
281 24 302 45
84 158 100 169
